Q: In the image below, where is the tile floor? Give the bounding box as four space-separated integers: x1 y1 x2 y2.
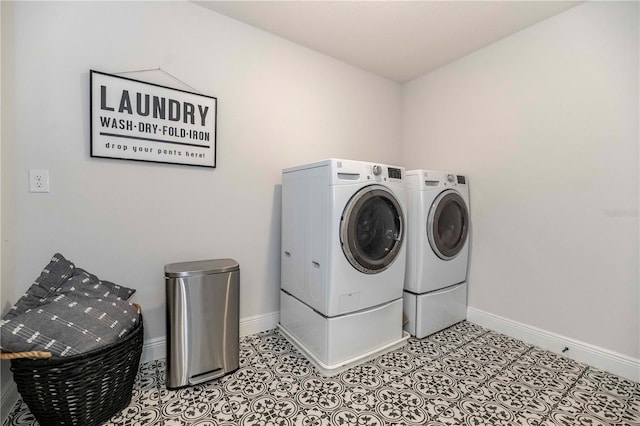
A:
3 321 639 426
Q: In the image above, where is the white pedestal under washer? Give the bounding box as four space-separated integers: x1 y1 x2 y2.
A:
280 158 409 375
403 170 470 339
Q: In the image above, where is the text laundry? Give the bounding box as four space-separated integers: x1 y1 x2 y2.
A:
100 85 209 126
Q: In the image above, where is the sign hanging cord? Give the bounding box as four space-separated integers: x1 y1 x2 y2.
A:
114 67 203 94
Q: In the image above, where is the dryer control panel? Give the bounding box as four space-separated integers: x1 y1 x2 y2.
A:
368 164 403 182
329 159 405 185
388 167 402 179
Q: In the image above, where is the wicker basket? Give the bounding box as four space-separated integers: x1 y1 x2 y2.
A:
2 306 143 426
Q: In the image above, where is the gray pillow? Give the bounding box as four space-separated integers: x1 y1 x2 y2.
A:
34 253 76 291
67 268 136 301
4 253 76 319
0 292 139 357
3 253 135 320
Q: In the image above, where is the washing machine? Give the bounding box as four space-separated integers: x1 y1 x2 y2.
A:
279 158 409 375
403 169 470 339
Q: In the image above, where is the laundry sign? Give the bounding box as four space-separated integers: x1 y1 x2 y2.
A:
90 70 217 168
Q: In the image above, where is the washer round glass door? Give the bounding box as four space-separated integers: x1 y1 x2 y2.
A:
340 185 404 274
427 190 469 260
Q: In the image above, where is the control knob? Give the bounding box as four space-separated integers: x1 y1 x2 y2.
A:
372 165 382 176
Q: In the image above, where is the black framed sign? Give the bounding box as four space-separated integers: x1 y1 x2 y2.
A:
90 70 217 168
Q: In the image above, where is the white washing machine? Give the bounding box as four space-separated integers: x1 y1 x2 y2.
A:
280 158 409 375
403 170 470 338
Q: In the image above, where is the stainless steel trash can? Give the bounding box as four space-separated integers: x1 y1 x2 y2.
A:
165 258 239 389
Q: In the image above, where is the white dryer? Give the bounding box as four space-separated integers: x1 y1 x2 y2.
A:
403 170 470 338
280 159 409 375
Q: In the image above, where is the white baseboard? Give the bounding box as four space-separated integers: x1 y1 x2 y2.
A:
467 306 640 382
240 310 280 337
141 335 167 364
141 310 280 364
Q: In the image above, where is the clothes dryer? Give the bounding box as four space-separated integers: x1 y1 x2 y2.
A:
403 170 470 338
280 159 409 375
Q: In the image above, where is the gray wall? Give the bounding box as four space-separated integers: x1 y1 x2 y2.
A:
401 1 639 359
1 0 401 409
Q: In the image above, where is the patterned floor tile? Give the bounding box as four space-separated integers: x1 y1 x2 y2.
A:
239 396 300 425
339 363 385 390
1 401 36 426
107 403 162 426
374 387 429 424
2 321 639 426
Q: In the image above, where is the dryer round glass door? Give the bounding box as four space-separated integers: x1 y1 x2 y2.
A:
427 190 469 260
340 185 404 274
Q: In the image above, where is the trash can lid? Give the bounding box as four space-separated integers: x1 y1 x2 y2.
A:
164 258 239 277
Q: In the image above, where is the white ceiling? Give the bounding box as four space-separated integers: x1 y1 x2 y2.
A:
194 1 582 83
